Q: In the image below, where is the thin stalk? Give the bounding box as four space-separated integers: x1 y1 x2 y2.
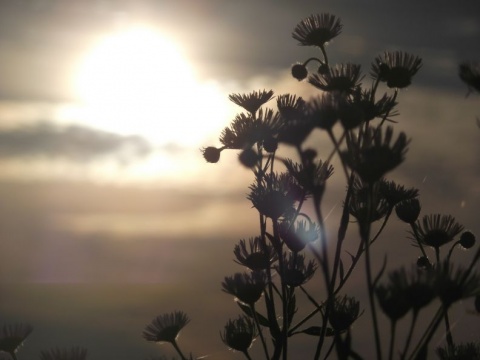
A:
401 311 418 359
171 339 188 360
363 185 383 360
388 321 397 360
408 306 446 360
273 221 288 360
323 338 336 360
251 303 270 359
243 350 253 360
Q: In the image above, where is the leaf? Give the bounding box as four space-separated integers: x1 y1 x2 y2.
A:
237 302 270 328
292 326 335 337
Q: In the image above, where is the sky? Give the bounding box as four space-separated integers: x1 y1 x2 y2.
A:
0 0 479 359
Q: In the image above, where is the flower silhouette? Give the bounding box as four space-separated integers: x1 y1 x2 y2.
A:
221 316 258 353
292 13 342 48
222 272 267 305
233 237 277 271
0 323 33 359
459 61 480 95
229 90 274 114
413 214 464 250
142 311 190 344
309 63 363 94
371 51 422 89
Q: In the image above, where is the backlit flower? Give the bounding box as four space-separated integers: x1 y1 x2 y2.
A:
248 172 297 219
306 93 339 130
229 90 274 114
221 316 257 353
435 260 480 307
233 237 276 271
436 342 480 360
279 220 319 253
142 311 190 343
342 126 409 183
328 295 361 332
283 158 334 198
277 94 306 121
0 323 33 358
222 272 267 305
292 13 342 47
371 51 422 89
277 253 317 287
309 63 363 94
413 214 464 250
459 61 480 96
39 347 88 360
379 179 419 208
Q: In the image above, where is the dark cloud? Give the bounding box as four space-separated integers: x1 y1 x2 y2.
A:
0 121 152 161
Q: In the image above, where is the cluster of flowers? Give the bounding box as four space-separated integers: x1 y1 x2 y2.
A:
140 12 480 360
3 12 480 360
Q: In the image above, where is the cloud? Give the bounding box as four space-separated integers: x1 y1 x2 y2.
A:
0 121 152 162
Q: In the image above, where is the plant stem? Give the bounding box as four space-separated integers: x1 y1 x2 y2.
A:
388 321 397 360
251 304 270 359
401 311 418 359
364 185 383 360
172 339 187 360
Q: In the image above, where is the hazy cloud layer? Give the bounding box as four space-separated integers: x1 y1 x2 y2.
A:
0 121 152 161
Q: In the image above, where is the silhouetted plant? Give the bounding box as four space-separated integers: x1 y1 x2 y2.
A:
0 323 33 360
188 12 480 360
38 347 87 360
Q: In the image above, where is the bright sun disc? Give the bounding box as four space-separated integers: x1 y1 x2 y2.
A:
71 25 228 148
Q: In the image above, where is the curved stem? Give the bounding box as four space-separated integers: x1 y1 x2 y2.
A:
243 350 253 360
171 339 187 360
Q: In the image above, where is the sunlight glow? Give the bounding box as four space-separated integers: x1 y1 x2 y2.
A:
70 25 228 148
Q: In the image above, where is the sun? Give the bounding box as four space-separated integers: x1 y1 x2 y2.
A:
70 25 229 148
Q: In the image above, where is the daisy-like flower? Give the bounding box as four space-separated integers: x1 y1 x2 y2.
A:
371 51 422 89
436 342 480 360
459 61 480 96
348 177 389 223
221 316 258 353
309 63 363 94
229 90 274 114
222 271 267 305
220 109 281 150
0 323 33 358
292 13 343 48
279 220 319 253
142 311 190 343
413 214 464 250
339 89 398 129
276 94 306 121
376 267 436 321
247 172 297 220
328 295 361 332
306 93 340 130
233 237 277 271
277 253 317 288
39 347 88 360
378 179 419 208
435 260 480 307
342 126 409 184
283 158 334 198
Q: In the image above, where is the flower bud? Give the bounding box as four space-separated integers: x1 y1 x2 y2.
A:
202 146 222 163
263 136 278 153
459 230 476 249
395 198 421 223
239 148 260 168
416 256 432 270
292 63 308 81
